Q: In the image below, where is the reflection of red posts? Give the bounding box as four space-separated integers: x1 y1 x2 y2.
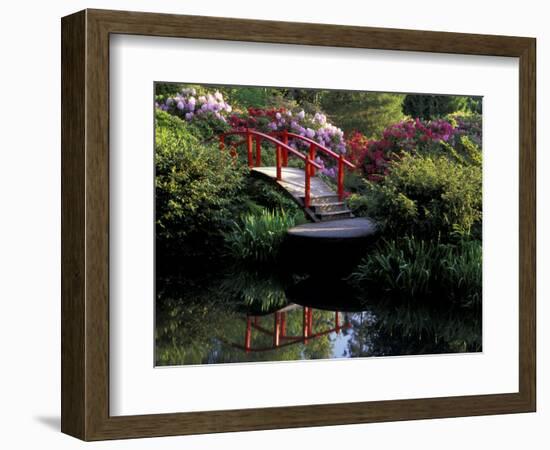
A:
237 305 350 353
303 307 309 344
303 306 313 344
245 317 252 353
273 312 281 347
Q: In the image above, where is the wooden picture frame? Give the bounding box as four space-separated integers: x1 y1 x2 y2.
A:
61 8 536 441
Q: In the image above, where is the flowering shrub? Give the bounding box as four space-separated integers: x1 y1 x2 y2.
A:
156 87 233 123
344 131 388 182
345 131 368 165
349 118 463 181
157 88 481 187
380 118 456 152
228 107 346 157
158 91 347 177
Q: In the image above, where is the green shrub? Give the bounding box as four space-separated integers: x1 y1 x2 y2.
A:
155 110 246 258
350 153 482 240
350 236 481 304
245 178 301 215
223 209 297 263
437 136 482 169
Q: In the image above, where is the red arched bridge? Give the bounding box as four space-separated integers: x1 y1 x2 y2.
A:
219 129 356 222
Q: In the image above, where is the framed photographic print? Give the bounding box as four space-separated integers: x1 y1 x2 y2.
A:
61 9 536 441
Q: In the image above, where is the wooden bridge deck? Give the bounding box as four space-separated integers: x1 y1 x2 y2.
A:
251 167 335 200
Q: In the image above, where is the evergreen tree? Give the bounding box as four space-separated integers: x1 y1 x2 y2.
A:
320 91 405 138
402 94 482 120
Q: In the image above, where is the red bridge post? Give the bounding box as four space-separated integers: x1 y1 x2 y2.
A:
282 130 289 166
338 154 345 201
246 130 253 168
305 160 311 208
309 143 317 177
276 145 282 180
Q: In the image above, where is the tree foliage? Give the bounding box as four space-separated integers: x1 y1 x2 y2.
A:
402 94 482 120
320 91 405 137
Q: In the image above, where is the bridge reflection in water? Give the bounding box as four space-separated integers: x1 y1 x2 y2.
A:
222 305 351 353
155 269 482 366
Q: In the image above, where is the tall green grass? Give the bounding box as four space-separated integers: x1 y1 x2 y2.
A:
223 209 296 263
350 236 481 304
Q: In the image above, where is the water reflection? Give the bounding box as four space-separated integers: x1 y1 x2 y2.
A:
155 267 481 366
219 305 350 354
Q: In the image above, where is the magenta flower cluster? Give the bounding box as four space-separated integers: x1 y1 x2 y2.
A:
380 118 456 153
156 88 233 122
353 118 471 182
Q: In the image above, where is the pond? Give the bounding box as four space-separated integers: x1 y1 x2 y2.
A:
155 266 482 366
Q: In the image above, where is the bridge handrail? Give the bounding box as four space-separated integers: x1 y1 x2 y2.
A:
270 131 356 169
219 128 353 207
220 129 323 170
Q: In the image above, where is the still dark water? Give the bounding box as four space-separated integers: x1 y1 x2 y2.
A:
155 266 482 366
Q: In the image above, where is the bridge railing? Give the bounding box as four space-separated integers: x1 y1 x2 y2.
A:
219 129 323 208
270 130 356 201
219 128 356 205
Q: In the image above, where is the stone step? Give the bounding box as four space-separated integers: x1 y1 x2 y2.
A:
301 194 340 205
309 201 348 214
315 210 354 222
